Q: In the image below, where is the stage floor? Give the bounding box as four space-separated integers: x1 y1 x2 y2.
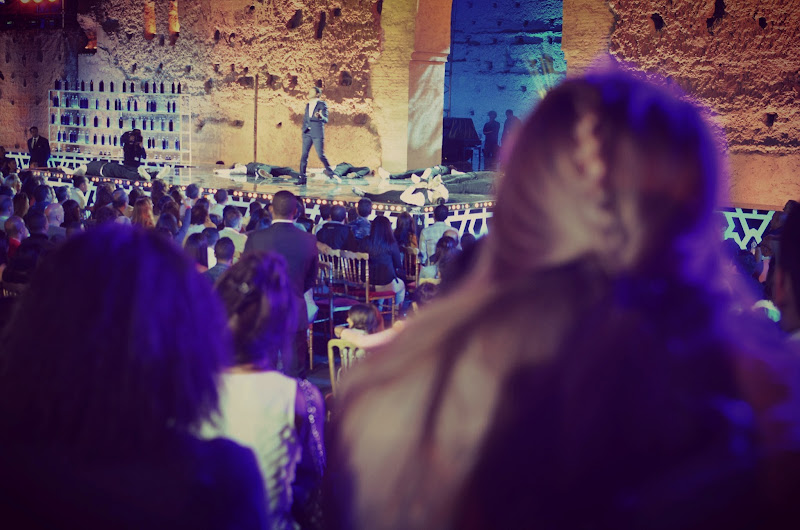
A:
165 165 493 208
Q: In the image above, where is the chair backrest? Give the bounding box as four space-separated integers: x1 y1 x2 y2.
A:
318 243 343 292
339 250 371 298
402 246 420 286
328 338 366 395
1 282 27 298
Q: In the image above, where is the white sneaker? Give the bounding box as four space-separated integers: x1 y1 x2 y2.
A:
257 168 270 179
156 164 173 179
231 163 248 175
352 186 366 197
213 168 232 176
59 165 76 176
138 166 152 180
377 167 391 180
410 173 421 184
450 169 465 175
421 168 432 181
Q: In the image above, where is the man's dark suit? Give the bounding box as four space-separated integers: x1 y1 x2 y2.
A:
244 221 318 377
27 136 51 167
316 222 353 250
300 100 333 175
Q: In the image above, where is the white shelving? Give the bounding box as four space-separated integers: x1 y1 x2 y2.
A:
48 85 191 166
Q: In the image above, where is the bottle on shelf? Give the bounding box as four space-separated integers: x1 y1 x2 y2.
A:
149 117 154 129
95 99 100 110
80 80 85 91
51 113 55 124
160 82 164 93
93 116 99 127
130 81 135 93
127 100 131 111
144 81 149 93
99 80 104 92
101 134 105 145
106 99 110 110
55 79 61 90
106 117 111 128
113 135 118 146
168 119 173 132
64 79 69 90
132 118 137 129
109 81 115 92
53 94 59 107
177 82 181 94
175 138 180 150
119 117 123 128
122 82 127 93
160 118 165 131
133 99 138 112
90 80 94 91
81 115 86 127
93 134 97 145
171 82 175 94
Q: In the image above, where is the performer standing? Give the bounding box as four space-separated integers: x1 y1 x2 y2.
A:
482 110 500 170
27 126 51 168
299 86 335 185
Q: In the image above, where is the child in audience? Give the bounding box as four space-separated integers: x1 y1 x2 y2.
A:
335 303 384 344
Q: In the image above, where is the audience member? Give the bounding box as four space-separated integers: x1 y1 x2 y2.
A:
419 235 459 280
212 189 228 218
112 189 132 223
220 205 248 260
773 206 800 338
361 215 405 306
54 186 69 205
316 205 351 250
244 190 318 377
150 179 168 214
44 203 66 239
4 216 27 258
0 146 17 177
393 211 418 250
94 205 120 225
0 225 269 528
5 174 21 195
349 198 372 241
70 175 89 209
203 227 220 268
205 237 234 284
184 200 212 243
131 197 156 229
295 198 314 233
0 196 12 227
211 252 325 528
156 212 180 239
62 199 82 227
418 203 449 265
314 203 332 234
185 232 209 272
328 66 800 529
334 303 385 348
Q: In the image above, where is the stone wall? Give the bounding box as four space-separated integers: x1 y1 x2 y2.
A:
448 0 565 129
563 0 800 209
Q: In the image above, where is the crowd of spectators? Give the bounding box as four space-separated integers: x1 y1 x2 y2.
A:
3 66 800 530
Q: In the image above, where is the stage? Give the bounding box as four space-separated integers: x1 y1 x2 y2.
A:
10 151 495 237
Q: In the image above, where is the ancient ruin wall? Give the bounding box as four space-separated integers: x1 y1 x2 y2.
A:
563 0 800 209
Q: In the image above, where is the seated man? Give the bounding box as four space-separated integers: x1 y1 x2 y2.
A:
316 205 353 250
62 130 172 181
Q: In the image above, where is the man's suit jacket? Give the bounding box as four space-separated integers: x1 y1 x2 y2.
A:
302 101 329 139
243 222 318 328
27 136 51 167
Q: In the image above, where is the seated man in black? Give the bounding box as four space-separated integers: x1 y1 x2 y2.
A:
316 205 353 250
63 131 170 181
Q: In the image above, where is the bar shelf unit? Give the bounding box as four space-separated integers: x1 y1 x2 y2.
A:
48 87 192 166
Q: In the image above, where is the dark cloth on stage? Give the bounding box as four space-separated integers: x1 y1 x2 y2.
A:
316 222 353 250
348 217 370 240
389 165 450 180
333 163 371 179
300 100 332 175
246 163 302 179
27 136 51 167
0 435 269 530
244 222 318 377
85 160 140 181
501 115 522 146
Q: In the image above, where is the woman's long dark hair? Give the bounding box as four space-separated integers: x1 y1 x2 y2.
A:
215 252 297 370
393 212 416 248
185 233 208 267
0 225 231 457
365 215 397 254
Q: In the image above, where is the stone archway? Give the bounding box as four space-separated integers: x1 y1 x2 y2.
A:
371 0 453 173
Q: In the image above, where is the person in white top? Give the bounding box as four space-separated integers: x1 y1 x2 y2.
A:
418 203 450 265
211 189 228 218
69 175 89 210
219 205 248 261
209 252 325 529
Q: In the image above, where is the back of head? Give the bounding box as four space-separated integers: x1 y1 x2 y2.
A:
492 65 721 283
45 203 64 224
128 187 143 206
215 252 297 368
367 215 395 251
223 204 242 228
214 189 228 205
190 201 209 225
4 215 25 239
320 203 332 221
54 186 69 204
156 212 179 236
348 303 384 334
95 205 119 224
214 237 235 262
433 204 449 223
331 204 346 222
72 175 86 189
271 190 297 220
13 193 29 218
0 225 230 456
185 183 200 200
33 184 50 204
202 227 220 247
62 200 81 224
111 189 128 210
185 233 208 267
357 198 372 218
347 207 358 223
25 211 47 234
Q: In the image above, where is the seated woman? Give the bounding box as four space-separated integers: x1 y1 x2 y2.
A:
419 235 459 280
393 212 418 250
0 225 268 529
210 252 326 530
359 215 406 306
184 232 210 272
328 66 800 528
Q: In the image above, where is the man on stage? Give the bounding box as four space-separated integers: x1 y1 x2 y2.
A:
299 86 336 185
27 127 51 168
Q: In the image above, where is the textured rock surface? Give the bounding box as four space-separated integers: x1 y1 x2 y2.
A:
564 0 800 209
448 0 565 123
